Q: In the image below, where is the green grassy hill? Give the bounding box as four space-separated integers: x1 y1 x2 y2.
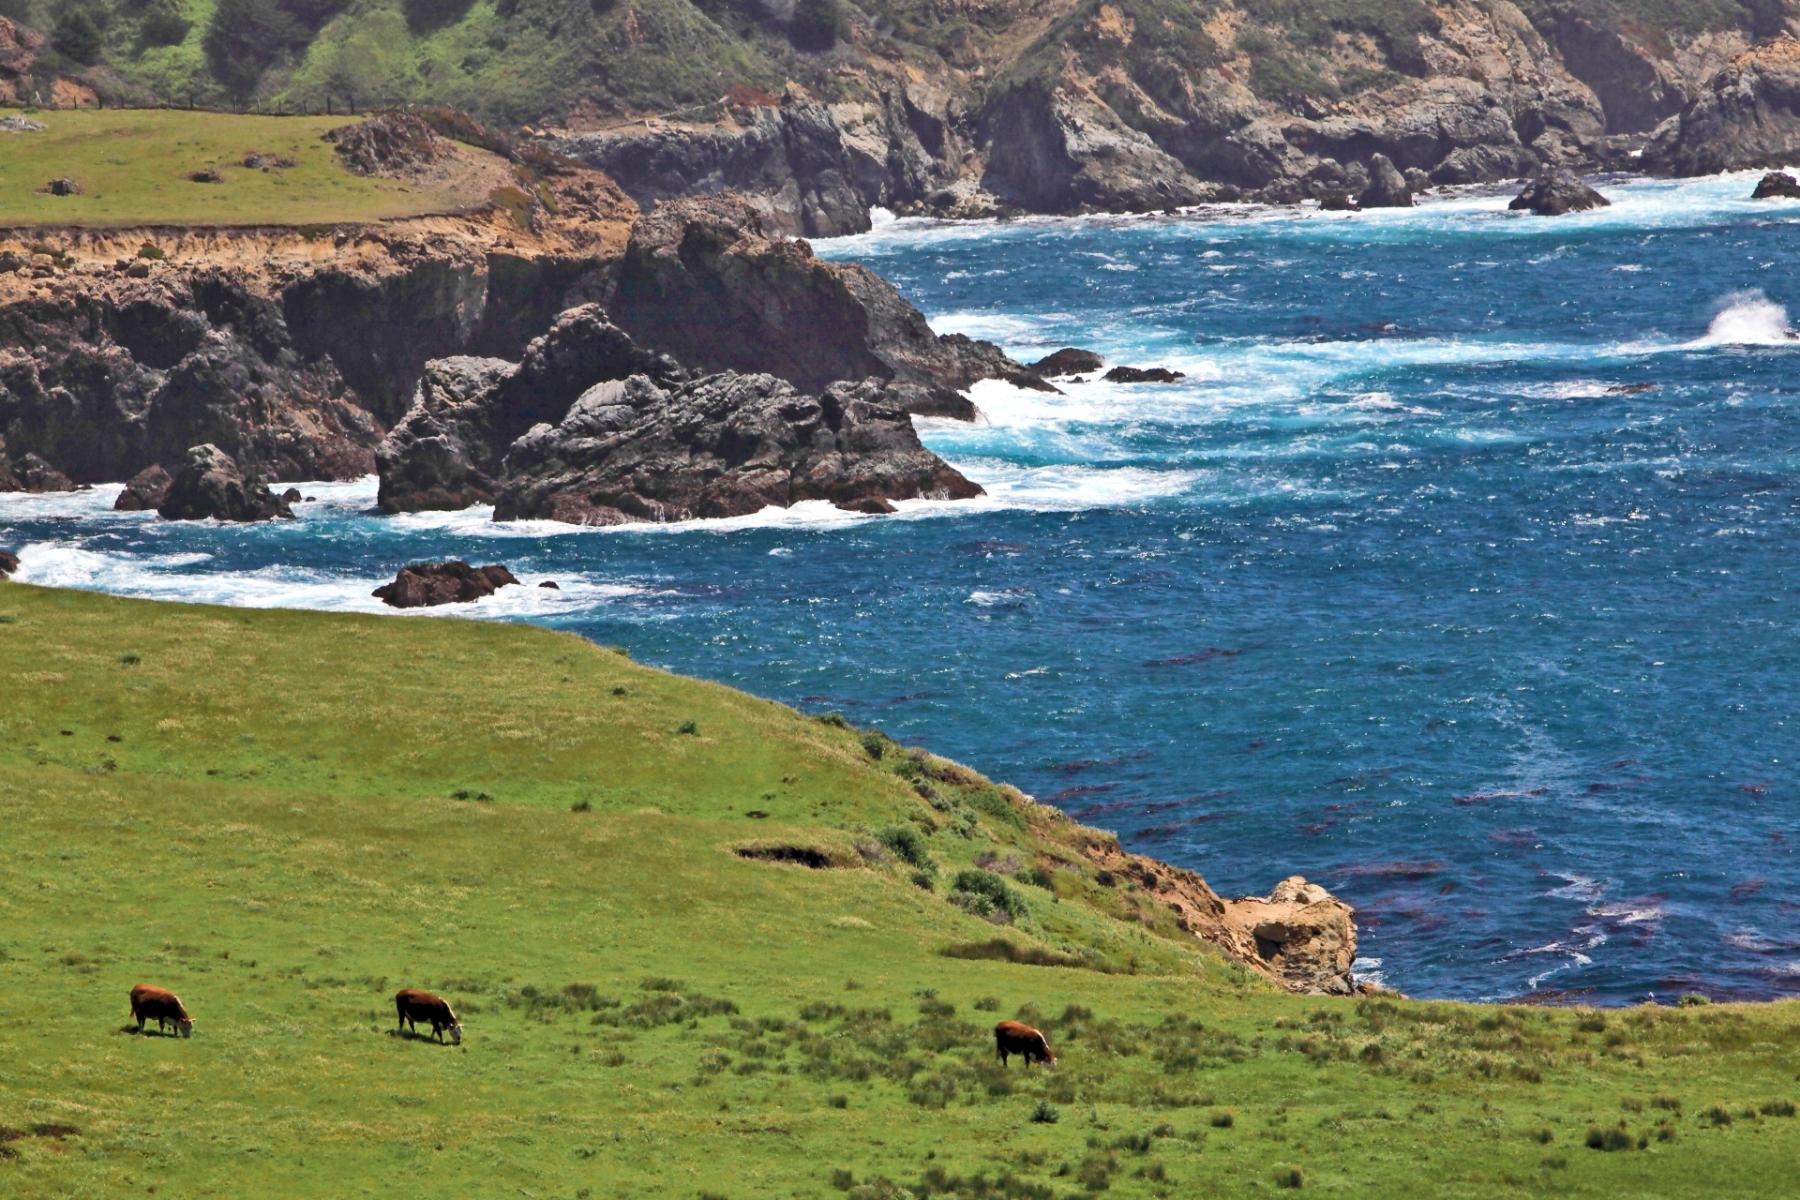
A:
1 582 1797 1197
0 110 506 227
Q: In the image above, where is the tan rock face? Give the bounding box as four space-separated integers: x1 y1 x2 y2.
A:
1078 835 1358 996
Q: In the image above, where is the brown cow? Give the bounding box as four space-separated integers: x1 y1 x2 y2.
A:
395 988 463 1045
994 1019 1054 1068
130 984 194 1037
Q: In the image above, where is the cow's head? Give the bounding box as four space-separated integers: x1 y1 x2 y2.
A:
177 1018 194 1038
448 1022 463 1045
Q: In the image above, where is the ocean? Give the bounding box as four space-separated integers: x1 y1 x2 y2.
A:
4 171 1795 1003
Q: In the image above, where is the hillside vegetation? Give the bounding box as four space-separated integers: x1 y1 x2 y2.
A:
3 0 1787 122
0 110 509 227
0 582 1797 1197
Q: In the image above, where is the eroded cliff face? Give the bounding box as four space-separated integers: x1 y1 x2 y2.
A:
0 175 635 485
543 0 1777 224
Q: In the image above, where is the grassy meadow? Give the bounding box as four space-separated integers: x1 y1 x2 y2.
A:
0 583 1796 1197
0 110 499 228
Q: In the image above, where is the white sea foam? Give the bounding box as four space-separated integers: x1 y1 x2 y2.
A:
8 541 650 618
1693 290 1796 346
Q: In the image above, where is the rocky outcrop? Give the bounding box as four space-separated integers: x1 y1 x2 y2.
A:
1644 36 1800 176
0 450 77 492
1104 366 1185 384
1357 154 1413 209
1031 348 1104 377
372 561 519 608
0 549 17 579
493 373 983 526
1752 170 1800 198
113 464 172 511
156 444 293 522
1076 833 1357 996
551 84 959 238
1509 170 1611 215
376 307 681 513
325 113 453 178
0 164 635 488
608 193 1043 404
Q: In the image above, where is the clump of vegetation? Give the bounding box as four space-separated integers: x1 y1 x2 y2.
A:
1585 1124 1635 1151
877 825 933 872
947 869 1028 924
1030 1099 1060 1124
1272 1163 1305 1188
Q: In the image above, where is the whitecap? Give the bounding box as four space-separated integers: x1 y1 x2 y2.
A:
1691 289 1796 346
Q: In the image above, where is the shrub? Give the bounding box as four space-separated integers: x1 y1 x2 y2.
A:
1031 1099 1060 1124
948 869 1028 923
1700 1105 1733 1126
136 244 166 262
830 1167 856 1189
859 731 887 760
877 826 932 870
909 870 935 892
1273 1164 1305 1188
1210 1110 1235 1128
675 720 699 736
1760 1099 1797 1118
1584 1125 1634 1151
1678 992 1711 1006
204 0 303 95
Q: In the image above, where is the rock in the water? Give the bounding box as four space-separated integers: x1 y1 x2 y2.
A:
113 464 173 511
1031 348 1105 377
0 549 18 578
1751 170 1800 199
1508 170 1610 215
1103 365 1186 384
279 487 302 503
1357 153 1413 209
157 444 294 522
0 452 77 493
373 561 520 608
492 373 982 526
376 310 680 514
538 580 560 589
1644 36 1800 177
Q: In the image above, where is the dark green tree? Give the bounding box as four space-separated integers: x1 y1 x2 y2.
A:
203 0 302 95
137 0 193 49
789 0 843 52
55 10 104 64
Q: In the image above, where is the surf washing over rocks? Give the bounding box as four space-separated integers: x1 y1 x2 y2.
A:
4 174 1797 1004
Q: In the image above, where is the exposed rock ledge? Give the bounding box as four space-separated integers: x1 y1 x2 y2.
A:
1077 829 1359 996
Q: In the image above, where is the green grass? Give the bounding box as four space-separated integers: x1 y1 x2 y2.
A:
0 110 497 228
0 583 1798 1197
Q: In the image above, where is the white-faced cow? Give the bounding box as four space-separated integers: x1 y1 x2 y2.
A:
994 1019 1054 1068
395 988 463 1044
130 984 194 1037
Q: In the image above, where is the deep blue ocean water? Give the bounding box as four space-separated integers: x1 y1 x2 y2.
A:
4 173 1796 1003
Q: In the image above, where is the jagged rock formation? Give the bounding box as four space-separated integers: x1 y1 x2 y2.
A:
608 193 1043 410
157 444 292 522
0 549 17 579
113 464 172 511
1644 35 1800 176
376 307 682 513
379 303 981 525
1358 154 1414 209
1076 831 1358 995
1752 170 1800 198
493 373 983 525
1031 348 1104 377
0 450 76 492
0 166 634 488
1509 170 1611 215
373 561 519 608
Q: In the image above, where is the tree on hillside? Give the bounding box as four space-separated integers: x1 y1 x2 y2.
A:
136 0 193 49
788 0 843 52
0 0 33 28
55 10 104 63
204 0 303 95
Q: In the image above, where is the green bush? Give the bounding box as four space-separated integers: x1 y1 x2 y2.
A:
137 0 193 48
55 11 104 64
1030 1099 1060 1124
789 0 845 51
877 825 932 870
948 869 1028 923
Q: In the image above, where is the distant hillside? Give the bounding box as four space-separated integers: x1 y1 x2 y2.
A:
4 2 1799 218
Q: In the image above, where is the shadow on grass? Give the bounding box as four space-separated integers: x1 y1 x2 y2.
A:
387 1028 456 1045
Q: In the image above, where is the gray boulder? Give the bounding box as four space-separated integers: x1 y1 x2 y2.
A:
1357 154 1413 209
157 444 293 522
1509 170 1610 215
492 373 982 526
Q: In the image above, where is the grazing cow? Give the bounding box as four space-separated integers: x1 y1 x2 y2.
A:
994 1019 1054 1068
395 988 463 1045
129 984 194 1037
